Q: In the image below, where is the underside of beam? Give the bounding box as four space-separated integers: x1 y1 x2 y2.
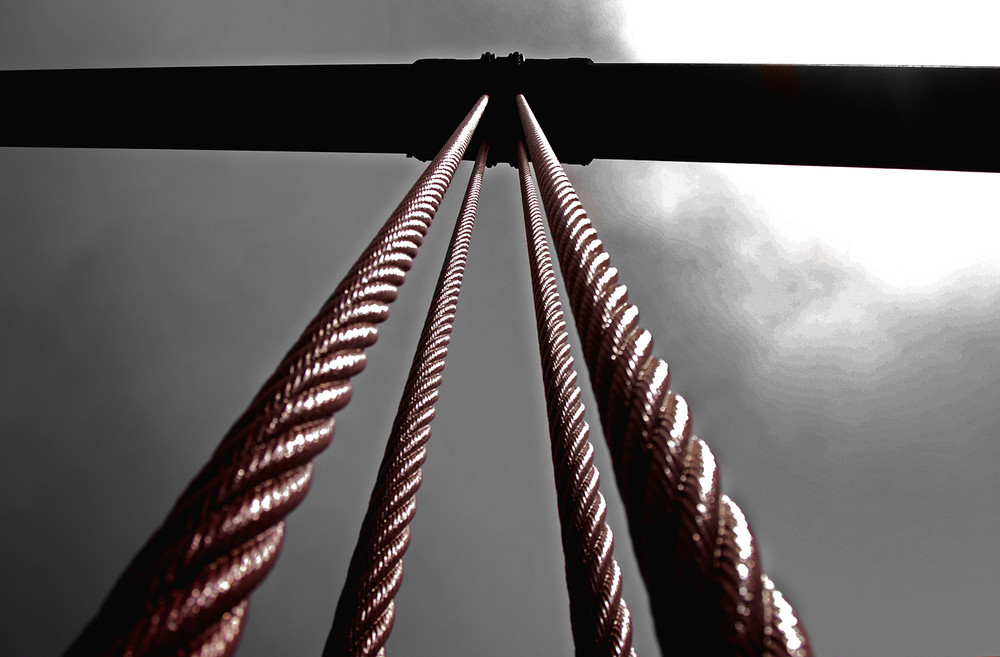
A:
3 54 998 171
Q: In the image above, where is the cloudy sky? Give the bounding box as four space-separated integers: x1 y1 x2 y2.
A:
2 2 998 656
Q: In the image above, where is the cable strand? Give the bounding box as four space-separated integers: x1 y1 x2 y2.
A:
323 141 489 657
517 140 637 657
516 93 810 657
65 95 489 657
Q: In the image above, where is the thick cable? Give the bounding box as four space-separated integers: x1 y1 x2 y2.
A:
65 95 489 657
323 141 489 657
517 140 637 657
516 94 810 657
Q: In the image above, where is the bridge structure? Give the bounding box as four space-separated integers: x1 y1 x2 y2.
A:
5 53 998 657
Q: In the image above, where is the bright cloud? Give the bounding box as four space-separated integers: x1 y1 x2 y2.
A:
618 1 1000 291
619 0 1000 66
716 164 1000 291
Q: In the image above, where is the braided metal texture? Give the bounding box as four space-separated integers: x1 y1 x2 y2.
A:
517 140 637 657
65 95 489 657
323 142 489 657
516 94 810 657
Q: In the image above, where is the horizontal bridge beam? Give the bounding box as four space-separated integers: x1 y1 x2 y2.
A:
3 55 998 171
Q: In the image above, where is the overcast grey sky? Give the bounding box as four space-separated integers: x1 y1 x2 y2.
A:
2 2 998 656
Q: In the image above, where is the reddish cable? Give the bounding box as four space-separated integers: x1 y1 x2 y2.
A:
517 140 637 657
516 94 810 657
323 141 489 657
65 95 489 657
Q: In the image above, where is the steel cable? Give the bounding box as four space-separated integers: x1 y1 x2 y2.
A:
517 140 637 657
65 95 489 657
323 141 489 657
516 94 810 657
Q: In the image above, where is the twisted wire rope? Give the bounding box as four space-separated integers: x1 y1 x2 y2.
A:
517 140 637 657
66 95 489 657
323 141 490 657
516 94 811 657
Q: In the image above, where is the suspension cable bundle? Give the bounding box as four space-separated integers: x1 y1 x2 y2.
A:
64 75 810 657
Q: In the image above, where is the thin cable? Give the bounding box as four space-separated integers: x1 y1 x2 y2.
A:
65 95 489 657
517 140 637 657
324 141 489 657
516 94 810 657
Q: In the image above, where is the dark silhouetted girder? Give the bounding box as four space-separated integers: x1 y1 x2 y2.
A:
3 53 999 171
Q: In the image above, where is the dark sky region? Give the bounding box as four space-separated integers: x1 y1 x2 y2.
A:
2 2 998 657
